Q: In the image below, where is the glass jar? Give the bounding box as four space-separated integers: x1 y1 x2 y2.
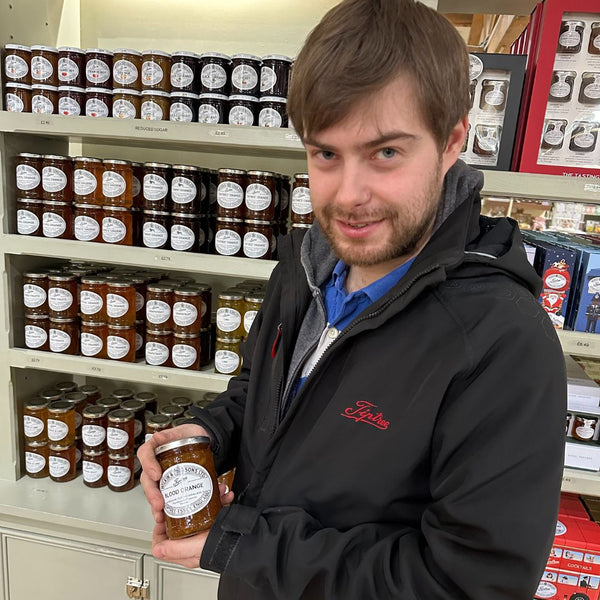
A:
82 449 108 487
197 93 228 124
131 277 147 321
96 397 121 411
80 321 107 358
85 48 112 87
107 408 135 454
25 313 50 351
145 414 172 442
73 156 103 204
43 201 72 237
120 399 146 448
108 452 135 491
4 44 31 85
142 50 171 91
5 82 31 112
146 283 175 331
31 45 58 85
57 46 85 87
79 384 101 404
107 325 136 362
230 54 261 97
569 122 599 153
171 165 201 213
103 159 133 207
24 397 49 444
572 415 598 442
31 84 58 114
112 88 141 119
214 218 244 257
106 280 136 326
590 22 600 55
55 380 78 395
479 80 508 112
172 333 201 370
80 277 106 322
112 387 136 401
291 173 312 224
16 153 43 198
25 441 49 478
159 404 184 419
57 85 85 116
245 171 276 221
170 51 199 93
23 271 48 314
42 155 73 202
170 91 198 122
49 443 77 482
171 396 193 410
258 96 288 128
134 390 158 415
142 210 170 249
141 90 170 120
17 198 43 236
135 319 145 359
85 87 112 117
143 163 171 211
579 73 600 106
243 220 273 259
145 329 173 367
63 391 87 434
215 337 242 375
217 169 246 218
82 404 108 452
548 71 576 103
73 204 102 242
47 400 76 447
173 287 203 334
113 49 142 90
228 95 258 126
260 54 292 98
132 162 144 208
199 52 231 95
171 213 199 252
48 274 78 319
557 20 585 54
216 291 245 338
49 317 78 354
243 292 264 338
102 206 133 245
40 388 63 403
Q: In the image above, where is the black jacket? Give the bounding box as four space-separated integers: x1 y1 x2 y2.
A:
191 161 566 599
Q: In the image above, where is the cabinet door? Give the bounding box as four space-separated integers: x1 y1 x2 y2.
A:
1 529 143 600
143 554 219 599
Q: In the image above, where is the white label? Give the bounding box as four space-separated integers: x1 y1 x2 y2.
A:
86 97 109 118
82 424 106 447
17 164 41 191
170 102 194 122
145 341 169 365
584 83 600 100
559 29 580 48
172 176 197 203
198 103 220 124
6 93 24 112
102 217 127 243
74 168 97 195
81 332 103 356
171 224 194 250
58 57 79 82
136 332 143 352
49 328 71 352
160 462 214 518
171 62 194 88
136 292 144 312
5 54 28 78
25 451 46 474
107 427 129 450
144 174 169 201
43 212 67 237
172 344 197 368
32 55 53 80
132 175 141 198
107 293 129 318
217 307 241 332
484 90 505 107
108 465 131 487
232 64 258 90
173 301 198 326
58 96 81 116
246 183 272 211
141 100 163 121
24 415 44 437
576 426 595 439
24 284 46 308
86 58 111 84
595 35 600 50
114 59 138 85
32 94 54 114
25 324 48 349
48 287 73 311
259 107 282 128
260 66 277 92
201 63 227 89
17 209 40 235
103 171 127 198
544 129 564 146
74 215 100 241
48 418 69 442
83 460 103 483
81 290 103 315
244 231 269 258
550 81 570 98
217 181 244 209
142 61 164 85
292 187 312 215
113 98 136 119
215 229 242 255
42 166 68 193
244 310 257 334
146 299 170 324
574 133 595 149
535 582 557 599
229 105 254 126
49 455 71 478
108 335 131 359
215 349 240 374
143 222 168 248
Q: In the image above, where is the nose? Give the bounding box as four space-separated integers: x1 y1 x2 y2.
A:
333 159 370 211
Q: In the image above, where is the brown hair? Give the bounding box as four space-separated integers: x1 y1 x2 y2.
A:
287 0 470 150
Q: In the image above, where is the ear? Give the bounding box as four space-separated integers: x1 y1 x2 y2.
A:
441 115 469 175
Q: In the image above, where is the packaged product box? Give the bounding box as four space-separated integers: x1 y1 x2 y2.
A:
536 569 600 599
560 492 594 520
565 440 600 471
582 495 600 522
573 250 600 333
565 354 600 411
578 520 600 576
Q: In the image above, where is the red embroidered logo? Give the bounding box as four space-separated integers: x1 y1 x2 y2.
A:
341 401 389 430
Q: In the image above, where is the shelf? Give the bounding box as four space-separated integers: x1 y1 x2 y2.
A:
2 234 277 280
563 468 600 496
558 331 600 358
8 348 231 393
0 111 304 157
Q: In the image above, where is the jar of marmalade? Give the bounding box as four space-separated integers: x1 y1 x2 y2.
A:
85 87 112 117
113 49 142 90
217 169 246 218
155 436 222 539
145 414 172 442
134 390 158 415
81 321 107 358
85 49 113 87
106 280 136 326
17 198 43 236
159 404 185 419
73 157 103 204
172 333 201 370
102 159 132 207
142 210 170 249
243 220 273 259
49 318 78 354
171 213 200 252
55 380 77 395
42 201 72 239
24 397 49 443
31 45 59 85
4 44 31 85
80 277 106 321
5 82 32 112
74 204 103 242
146 284 175 331
216 291 245 338
58 46 85 87
64 390 87 433
107 409 135 454
42 155 73 202
96 397 121 411
25 441 49 478
23 271 48 314
82 404 108 452
214 218 244 257
573 415 598 441
112 387 134 402
173 287 203 334
49 443 77 482
245 171 276 221
143 163 171 210
171 165 201 213
82 449 108 487
108 452 136 491
120 398 146 448
215 337 242 375
145 329 173 367
25 313 50 351
141 90 170 120
107 325 136 362
16 153 43 198
112 88 141 119
243 292 264 338
291 174 312 224
102 206 133 245
47 400 76 447
79 384 101 403
48 274 78 319
142 50 171 92
31 84 58 114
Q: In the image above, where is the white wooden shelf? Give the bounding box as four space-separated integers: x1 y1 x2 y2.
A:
558 331 600 359
563 468 600 496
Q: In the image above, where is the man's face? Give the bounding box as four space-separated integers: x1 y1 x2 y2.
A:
304 76 465 269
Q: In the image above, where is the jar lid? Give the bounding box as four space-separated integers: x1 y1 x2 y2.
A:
108 408 134 422
185 282 211 292
48 400 74 413
58 85 86 93
260 96 287 103
17 198 43 204
121 399 146 411
80 275 106 283
82 404 110 419
174 332 200 339
142 49 171 57
96 396 121 407
143 210 170 216
18 152 42 159
218 168 246 175
198 93 228 100
170 91 200 99
199 52 231 61
5 44 31 51
113 88 141 95
86 48 113 55
113 48 142 56
231 53 261 62
171 212 198 219
49 316 77 323
42 154 70 160
172 50 199 58
247 170 276 177
79 383 100 394
25 397 49 409
85 87 113 94
58 46 85 54
172 164 199 172
108 452 134 459
245 292 265 303
48 273 77 281
216 336 242 343
32 84 58 91
106 279 133 288
134 391 158 401
82 448 106 457
141 90 170 97
245 219 272 226
43 200 71 207
218 291 244 300
262 54 293 63
25 440 48 449
229 94 258 102
23 270 48 277
31 45 58 53
103 159 131 165
74 156 102 163
146 328 173 335
40 388 63 401
108 324 135 330
102 205 130 212
563 20 585 26
6 82 32 89
49 443 75 452
147 282 176 291
171 396 192 406
147 414 171 425
25 313 49 321
144 162 171 168
81 320 106 327
64 391 87 404
291 223 312 229
155 435 210 455
294 173 310 179
216 217 244 224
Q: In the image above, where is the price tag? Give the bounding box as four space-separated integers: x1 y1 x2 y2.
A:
210 129 230 138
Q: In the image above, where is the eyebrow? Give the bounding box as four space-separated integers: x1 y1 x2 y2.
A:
304 130 418 151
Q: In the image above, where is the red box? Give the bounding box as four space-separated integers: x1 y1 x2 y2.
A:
536 568 600 599
579 520 600 576
557 517 586 573
561 493 594 520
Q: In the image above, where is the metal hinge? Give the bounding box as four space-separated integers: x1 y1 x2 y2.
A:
126 576 150 599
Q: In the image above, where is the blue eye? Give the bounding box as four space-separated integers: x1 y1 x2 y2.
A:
379 148 397 159
320 150 336 160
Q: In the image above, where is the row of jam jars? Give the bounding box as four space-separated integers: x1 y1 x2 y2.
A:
80 320 144 361
142 211 209 253
145 329 210 370
214 218 276 259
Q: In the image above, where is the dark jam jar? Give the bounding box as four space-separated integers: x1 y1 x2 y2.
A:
31 46 58 85
170 51 199 93
197 93 228 124
169 92 198 122
113 49 142 90
579 73 600 106
291 173 312 224
548 71 576 103
171 213 200 252
17 198 43 236
58 46 85 87
16 153 43 198
258 97 288 128
171 165 201 213
31 84 58 114
569 122 599 153
85 87 112 118
85 49 113 88
590 22 600 55
4 44 31 85
228 95 258 126
260 55 292 98
42 155 73 202
557 20 585 54
142 210 170 249
479 80 508 112
217 169 246 218
541 119 567 151
5 82 31 112
199 52 231 95
230 54 261 97
243 220 273 259
245 171 276 221
214 218 244 257
143 163 172 211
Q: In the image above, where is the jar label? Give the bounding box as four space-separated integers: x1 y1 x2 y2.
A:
576 425 595 439
32 94 54 114
102 217 127 243
143 221 169 248
141 100 163 121
173 301 198 327
171 62 194 88
75 413 82 429
74 168 98 195
49 455 71 478
136 332 144 352
43 212 67 237
142 61 164 86
17 209 40 235
171 224 195 251
484 90 505 107
32 55 54 80
82 424 106 447
114 59 139 85
17 164 41 191
232 64 258 90
83 460 103 483
107 426 129 450
49 287 74 311
217 181 244 209
160 462 214 518
48 418 69 442
292 187 312 215
74 215 100 241
229 105 254 126
172 176 197 204
559 30 580 49
25 324 48 349
42 166 68 193
86 58 111 84
81 332 103 356
86 97 110 118
107 293 129 317
244 231 269 258
201 63 227 89
201 301 208 318
259 107 282 128
217 307 242 332
145 341 169 365
58 57 79 82
584 83 600 100
260 66 277 92
132 175 141 198
595 35 600 50
58 95 81 116
24 415 45 438
136 291 144 313
49 328 71 352
246 183 272 211
215 229 242 256
574 133 595 149
146 299 171 324
103 171 127 198
108 335 131 359
170 102 194 122
108 464 131 487
215 349 240 374
198 103 220 124
113 98 136 119
26 451 46 474
6 93 24 112
5 54 29 78
144 174 169 201
172 344 197 368
81 290 103 315
24 283 46 308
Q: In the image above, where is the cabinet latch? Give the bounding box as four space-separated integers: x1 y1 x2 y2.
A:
126 576 150 599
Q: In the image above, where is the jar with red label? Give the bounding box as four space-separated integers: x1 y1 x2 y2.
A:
173 287 203 334
141 90 170 120
108 452 135 491
49 317 78 354
103 159 132 207
4 44 31 84
169 91 198 122
85 87 112 117
31 84 58 114
215 217 244 257
142 211 170 249
228 95 258 126
142 50 171 92
17 198 43 236
80 277 106 322
112 88 141 119
47 400 76 447
217 169 246 218
230 54 261 97
107 325 136 362
172 333 201 370
215 337 242 375
260 54 292 98
171 213 200 252
146 283 174 331
245 171 276 221
25 441 49 478
170 51 199 93
82 404 108 453
42 155 73 202
73 204 102 242
16 153 43 198
106 280 136 326
31 45 59 85
24 397 49 444
291 173 312 224
80 321 107 359
48 274 78 318
145 329 173 367
49 443 77 482
171 165 201 213
5 82 31 112
25 313 50 351
107 408 135 454
102 206 133 245
143 163 171 210
57 46 85 87
243 220 273 260
73 156 103 204
83 449 108 487
85 49 113 87
57 85 85 116
258 97 288 128
113 49 142 90
23 271 48 314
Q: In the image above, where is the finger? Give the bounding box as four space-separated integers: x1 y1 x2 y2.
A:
221 490 234 507
153 530 209 568
140 471 165 514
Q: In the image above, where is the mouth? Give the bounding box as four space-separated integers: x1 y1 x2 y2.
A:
335 218 383 238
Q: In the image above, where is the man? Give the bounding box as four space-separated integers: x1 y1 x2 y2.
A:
138 0 566 598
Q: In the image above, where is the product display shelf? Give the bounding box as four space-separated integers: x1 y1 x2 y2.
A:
558 331 600 358
562 468 600 496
